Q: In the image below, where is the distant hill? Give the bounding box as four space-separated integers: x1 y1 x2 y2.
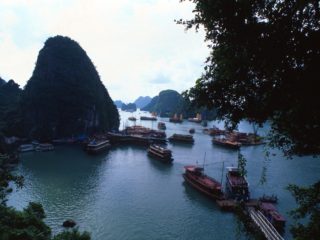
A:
22 35 119 140
114 100 124 108
121 103 137 112
141 89 217 119
134 96 151 109
141 90 185 117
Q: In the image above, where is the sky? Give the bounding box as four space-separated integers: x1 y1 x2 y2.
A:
0 0 209 102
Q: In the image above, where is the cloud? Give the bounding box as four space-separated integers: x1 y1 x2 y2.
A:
0 0 209 101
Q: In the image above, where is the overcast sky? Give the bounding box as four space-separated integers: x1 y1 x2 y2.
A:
0 0 209 102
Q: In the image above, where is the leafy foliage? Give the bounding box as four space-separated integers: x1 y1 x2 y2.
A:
0 79 23 137
22 36 119 140
178 0 320 155
287 182 320 239
53 229 91 240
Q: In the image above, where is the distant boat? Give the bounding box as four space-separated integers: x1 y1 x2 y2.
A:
188 113 202 123
169 113 183 123
86 139 111 153
35 143 54 152
18 144 34 152
212 138 241 149
128 116 137 121
157 122 166 130
169 134 194 143
189 128 195 134
225 167 250 201
183 165 224 200
147 145 173 163
140 116 157 121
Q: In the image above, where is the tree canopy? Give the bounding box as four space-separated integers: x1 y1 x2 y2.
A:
179 0 319 155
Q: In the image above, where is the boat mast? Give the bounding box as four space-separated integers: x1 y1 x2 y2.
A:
220 161 225 185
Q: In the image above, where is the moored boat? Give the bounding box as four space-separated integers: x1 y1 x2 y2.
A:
225 167 250 201
169 134 194 143
140 116 157 121
35 143 54 152
259 202 286 231
128 116 137 121
169 113 183 123
18 144 35 152
147 145 173 163
212 138 241 149
86 139 111 153
183 165 224 200
157 122 166 130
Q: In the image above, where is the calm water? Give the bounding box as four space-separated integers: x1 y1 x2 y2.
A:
8 110 320 240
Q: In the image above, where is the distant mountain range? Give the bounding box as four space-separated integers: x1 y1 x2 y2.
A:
134 96 152 109
114 96 151 109
114 100 124 108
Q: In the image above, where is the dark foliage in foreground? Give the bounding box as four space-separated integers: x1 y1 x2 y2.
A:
178 0 319 156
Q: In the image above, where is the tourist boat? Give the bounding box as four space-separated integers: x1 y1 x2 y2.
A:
86 139 111 153
259 202 286 231
225 167 250 201
189 128 195 134
18 144 35 152
208 126 226 136
183 165 224 200
128 116 137 121
157 122 166 130
147 145 173 163
169 113 183 123
188 113 202 123
212 138 241 149
35 143 54 152
140 116 157 121
169 134 194 143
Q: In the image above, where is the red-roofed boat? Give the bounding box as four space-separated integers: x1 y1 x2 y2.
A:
260 202 286 231
226 167 250 201
183 165 224 200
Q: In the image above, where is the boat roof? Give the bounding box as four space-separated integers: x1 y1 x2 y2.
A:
184 165 203 171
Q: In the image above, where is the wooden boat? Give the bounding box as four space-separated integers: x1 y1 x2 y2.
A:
169 113 183 123
157 122 166 130
212 138 241 149
35 143 54 152
225 167 250 201
147 145 173 163
169 134 194 143
86 139 110 153
18 144 35 152
259 202 286 231
128 116 137 121
140 116 157 121
183 165 224 200
188 113 202 123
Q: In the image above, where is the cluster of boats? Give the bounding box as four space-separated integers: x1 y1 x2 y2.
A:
182 164 285 232
18 143 54 152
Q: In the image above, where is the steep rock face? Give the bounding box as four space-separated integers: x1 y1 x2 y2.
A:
114 100 124 108
22 36 119 140
121 103 137 111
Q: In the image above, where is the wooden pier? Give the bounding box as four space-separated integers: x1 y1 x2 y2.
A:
248 208 284 240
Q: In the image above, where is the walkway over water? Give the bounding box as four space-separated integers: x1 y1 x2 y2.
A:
248 208 284 240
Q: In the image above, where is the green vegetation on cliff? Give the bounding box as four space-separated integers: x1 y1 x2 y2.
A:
142 90 185 117
0 79 23 137
22 36 119 140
